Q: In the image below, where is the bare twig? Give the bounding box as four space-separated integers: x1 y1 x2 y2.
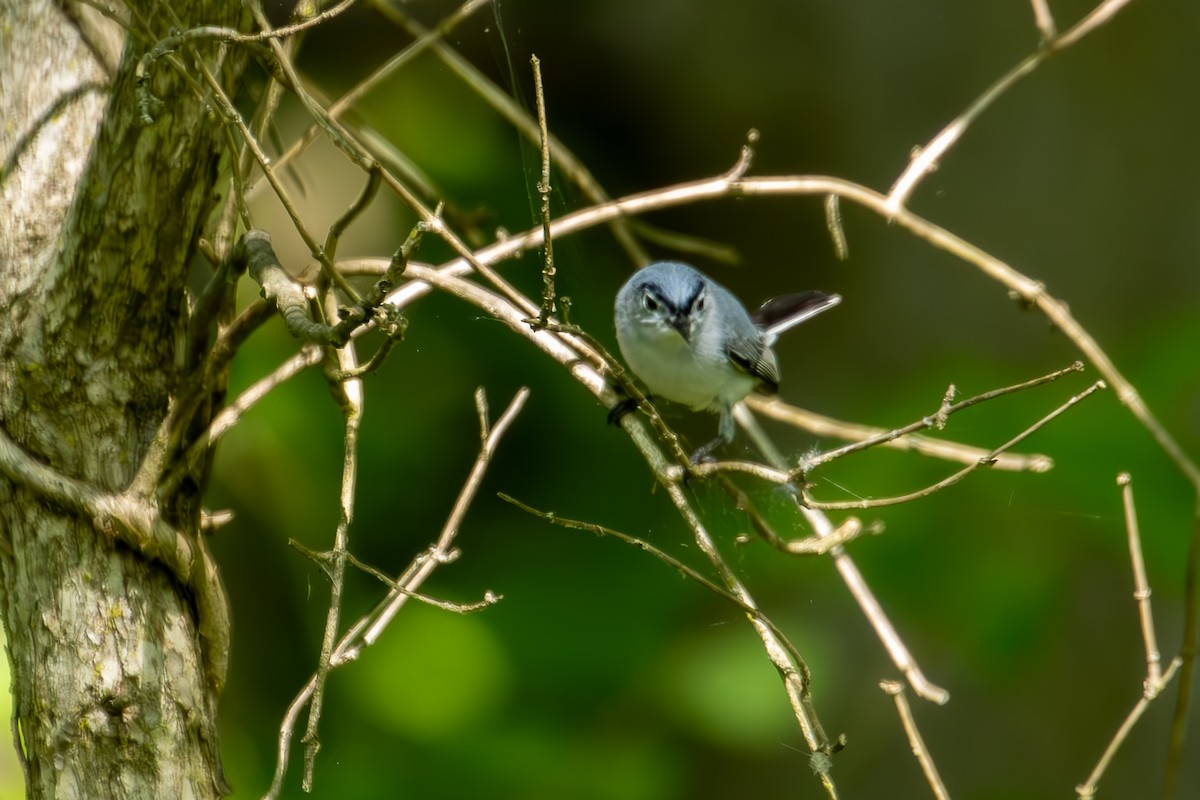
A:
1076 471 1182 799
186 343 324 461
499 493 822 656
255 0 491 196
796 362 1083 474
1118 473 1163 692
885 0 1141 214
332 548 499 613
804 380 1106 510
662 478 839 797
324 164 381 263
881 681 952 800
693 365 1085 504
264 388 527 800
732 402 951 705
370 0 655 265
749 396 1053 473
804 505 949 707
529 54 557 330
1029 0 1058 40
300 343 363 792
360 386 528 647
1077 658 1182 800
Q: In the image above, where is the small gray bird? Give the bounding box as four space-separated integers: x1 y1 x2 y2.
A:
614 261 840 460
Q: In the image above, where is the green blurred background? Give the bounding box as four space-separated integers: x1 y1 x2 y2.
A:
9 1 1197 798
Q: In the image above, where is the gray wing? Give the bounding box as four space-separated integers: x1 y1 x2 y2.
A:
727 332 779 393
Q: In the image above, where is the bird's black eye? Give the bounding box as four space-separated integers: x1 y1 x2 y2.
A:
695 293 707 312
642 291 659 311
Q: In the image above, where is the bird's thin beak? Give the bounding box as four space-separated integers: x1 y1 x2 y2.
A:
668 313 690 342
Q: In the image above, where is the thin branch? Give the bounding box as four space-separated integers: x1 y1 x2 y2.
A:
797 362 1083 474
733 404 950 705
885 0 1140 213
1077 658 1183 800
359 386 529 647
711 473 873 555
137 0 357 74
324 164 381 263
805 380 1106 510
370 0 653 265
693 368 1090 508
335 548 499 613
255 0 490 195
817 508 950 707
499 493 820 652
748 396 1053 473
265 387 528 799
301 343 363 792
1118 473 1163 692
1029 0 1058 40
742 508 866 557
661 477 838 797
1076 470 1182 799
1055 0 1140 49
199 344 325 450
529 54 558 330
881 681 952 800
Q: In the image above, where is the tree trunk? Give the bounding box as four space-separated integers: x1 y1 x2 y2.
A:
0 1 246 796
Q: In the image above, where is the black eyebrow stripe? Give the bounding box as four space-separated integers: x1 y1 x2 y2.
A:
681 280 704 313
640 281 676 313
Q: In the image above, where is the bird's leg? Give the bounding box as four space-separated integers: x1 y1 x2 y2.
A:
690 406 736 463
